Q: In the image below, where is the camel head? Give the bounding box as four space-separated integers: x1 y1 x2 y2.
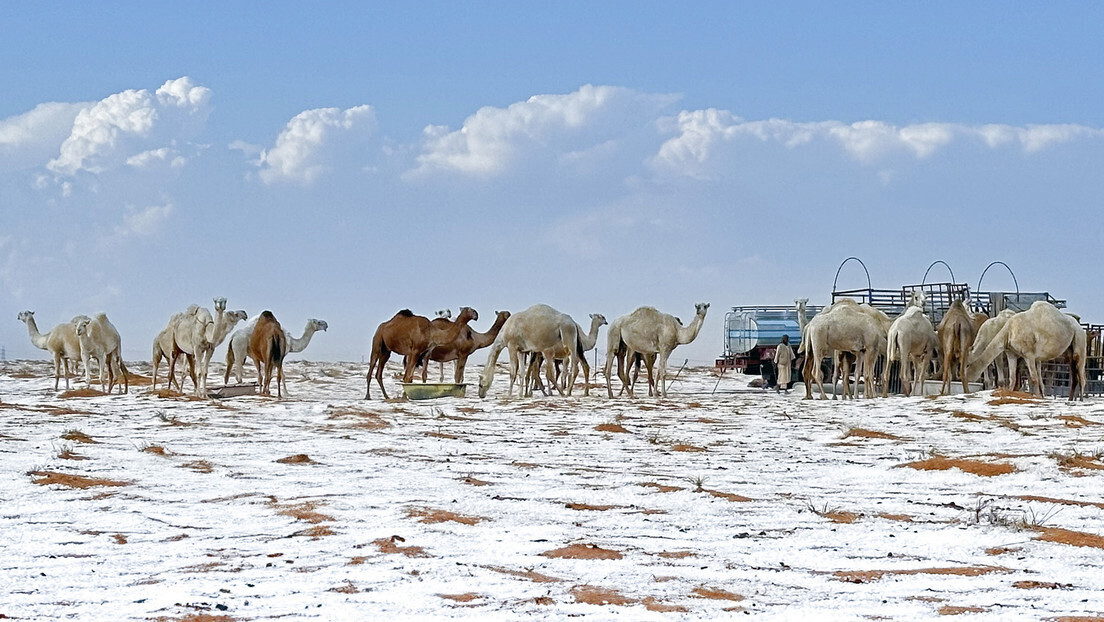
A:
908 290 927 310
17 310 34 323
589 313 608 328
74 317 91 336
213 297 227 312
226 310 248 324
435 309 452 319
457 307 479 323
695 302 710 317
310 319 329 332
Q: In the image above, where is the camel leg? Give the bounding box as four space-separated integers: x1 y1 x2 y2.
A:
620 348 636 398
656 350 670 398
276 362 284 399
603 351 617 398
169 347 181 393
544 351 562 396
578 354 591 397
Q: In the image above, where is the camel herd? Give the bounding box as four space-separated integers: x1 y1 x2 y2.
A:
13 299 710 401
797 292 1088 402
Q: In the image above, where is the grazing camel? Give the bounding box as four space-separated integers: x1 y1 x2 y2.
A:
968 309 1017 389
225 317 328 385
73 313 129 394
967 301 1086 400
478 304 580 399
366 307 477 399
604 303 709 398
525 313 608 397
249 311 288 397
417 310 511 385
937 300 978 395
18 311 88 390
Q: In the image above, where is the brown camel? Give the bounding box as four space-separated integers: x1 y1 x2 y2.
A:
249 310 288 398
365 307 478 399
937 300 978 395
418 310 511 384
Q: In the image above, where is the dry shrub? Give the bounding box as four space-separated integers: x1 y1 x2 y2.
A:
152 389 205 401
697 417 722 424
642 597 688 612
672 444 706 452
531 596 555 605
1059 415 1103 427
61 430 98 444
292 525 335 538
58 447 87 461
276 454 316 465
124 373 153 387
595 423 629 433
988 388 1039 406
512 461 540 469
902 456 1015 477
406 507 485 525
692 586 744 601
639 482 682 493
1013 580 1071 589
843 427 901 440
142 445 170 456
984 546 1020 556
59 388 104 399
425 431 459 439
461 477 491 487
834 566 1009 583
113 534 128 544
877 513 914 522
566 503 617 511
329 581 359 594
705 489 753 503
271 500 334 524
30 471 129 489
1051 452 1104 473
951 410 987 421
571 585 633 606
485 565 561 583
940 606 987 615
819 510 860 524
439 593 481 602
1016 495 1104 510
374 535 428 557
656 551 694 559
541 543 623 560
1033 527 1104 549
180 460 214 473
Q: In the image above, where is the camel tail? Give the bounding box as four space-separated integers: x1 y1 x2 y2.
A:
271 331 288 365
886 327 899 362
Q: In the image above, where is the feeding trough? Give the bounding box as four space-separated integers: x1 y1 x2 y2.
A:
207 383 258 399
402 383 467 400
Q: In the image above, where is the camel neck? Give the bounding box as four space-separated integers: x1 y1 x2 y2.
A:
24 317 49 350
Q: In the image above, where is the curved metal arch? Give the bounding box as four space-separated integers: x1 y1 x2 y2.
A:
922 260 956 286
977 261 1019 296
832 256 871 293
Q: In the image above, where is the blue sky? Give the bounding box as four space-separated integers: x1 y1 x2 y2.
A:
2 2 1103 365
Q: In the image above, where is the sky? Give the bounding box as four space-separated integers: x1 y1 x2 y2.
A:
2 1 1103 366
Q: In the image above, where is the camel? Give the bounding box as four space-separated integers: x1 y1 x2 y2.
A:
249 311 288 397
478 304 580 399
73 314 129 394
966 301 1086 400
168 298 247 397
415 310 511 385
18 311 88 390
604 303 709 398
525 313 608 397
603 315 656 397
885 306 936 397
937 300 978 395
225 317 329 386
366 307 477 399
804 301 885 400
968 309 1017 389
152 305 200 392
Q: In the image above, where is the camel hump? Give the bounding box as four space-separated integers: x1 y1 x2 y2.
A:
397 309 415 317
260 310 276 321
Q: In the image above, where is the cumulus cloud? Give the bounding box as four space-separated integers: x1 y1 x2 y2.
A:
651 112 1104 177
409 84 678 178
47 77 211 176
256 105 376 185
0 102 88 171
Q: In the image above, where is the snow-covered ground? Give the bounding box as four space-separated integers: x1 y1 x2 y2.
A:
3 359 1104 621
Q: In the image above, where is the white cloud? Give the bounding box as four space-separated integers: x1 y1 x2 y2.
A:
409 84 678 178
651 112 1104 177
126 147 186 170
256 105 376 185
48 77 211 176
115 203 174 238
0 102 88 170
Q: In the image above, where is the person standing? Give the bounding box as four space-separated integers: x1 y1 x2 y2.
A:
775 334 795 393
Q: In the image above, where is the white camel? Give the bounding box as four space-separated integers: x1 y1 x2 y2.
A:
152 305 200 392
805 301 885 400
18 311 88 390
73 313 128 394
225 317 328 388
478 304 580 399
604 303 709 398
968 309 1018 389
168 298 247 397
525 313 608 397
885 304 936 397
967 301 1087 400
